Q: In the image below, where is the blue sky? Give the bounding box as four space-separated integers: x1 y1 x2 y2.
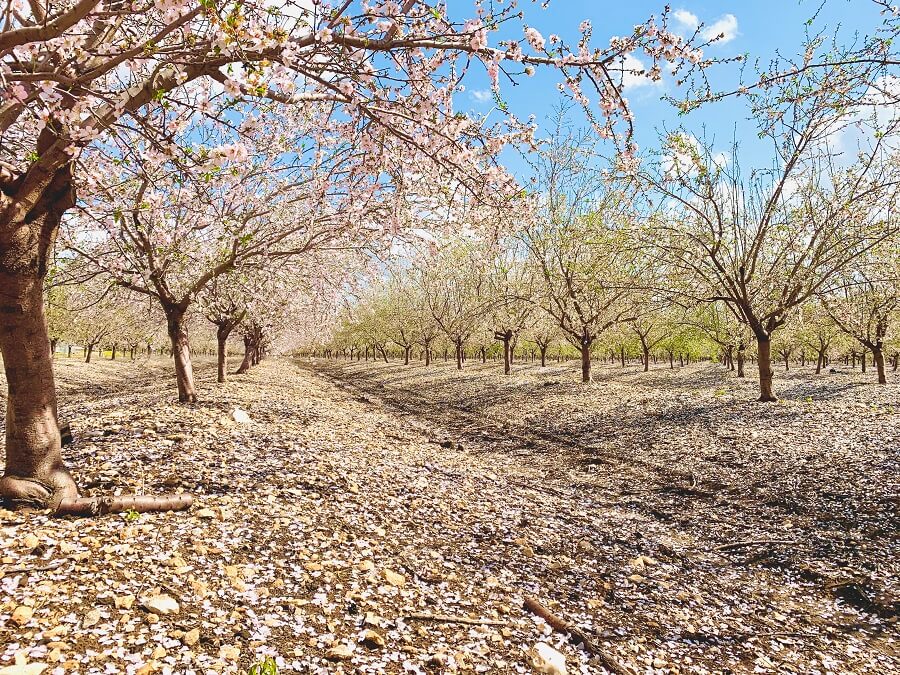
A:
454 0 887 177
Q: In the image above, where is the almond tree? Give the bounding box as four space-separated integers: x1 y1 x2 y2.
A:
798 302 843 374
521 120 643 383
379 278 420 365
201 274 248 384
419 244 487 370
645 62 900 401
821 247 900 383
527 313 561 368
485 240 534 375
0 0 712 506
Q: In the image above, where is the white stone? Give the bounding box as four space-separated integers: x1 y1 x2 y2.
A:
140 593 180 616
529 642 567 675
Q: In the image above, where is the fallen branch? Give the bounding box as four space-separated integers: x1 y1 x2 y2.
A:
402 612 508 626
715 539 799 552
523 596 634 675
0 559 69 576
55 493 193 517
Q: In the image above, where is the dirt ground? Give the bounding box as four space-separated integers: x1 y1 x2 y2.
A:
0 355 897 674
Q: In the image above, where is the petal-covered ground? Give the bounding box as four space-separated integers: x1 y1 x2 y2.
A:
1 356 898 675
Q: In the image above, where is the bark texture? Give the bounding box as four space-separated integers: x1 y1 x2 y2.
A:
756 335 777 402
0 162 78 508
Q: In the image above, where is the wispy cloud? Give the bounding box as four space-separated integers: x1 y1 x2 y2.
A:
620 53 663 91
703 14 738 44
672 8 739 45
470 89 493 103
672 9 699 31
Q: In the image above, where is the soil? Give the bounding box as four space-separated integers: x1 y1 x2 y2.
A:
0 355 897 674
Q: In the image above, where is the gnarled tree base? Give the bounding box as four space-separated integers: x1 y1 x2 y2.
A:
0 468 78 510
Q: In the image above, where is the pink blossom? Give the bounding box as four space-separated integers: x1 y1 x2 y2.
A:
524 27 545 51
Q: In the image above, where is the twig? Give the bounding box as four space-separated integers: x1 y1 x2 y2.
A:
0 559 69 576
523 596 635 675
402 613 508 626
715 539 799 552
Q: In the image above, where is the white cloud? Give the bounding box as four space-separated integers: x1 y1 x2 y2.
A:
672 9 699 31
702 14 739 44
672 9 738 45
470 89 493 103
620 53 662 91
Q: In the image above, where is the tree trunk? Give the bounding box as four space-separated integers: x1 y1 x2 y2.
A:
455 341 463 370
85 343 94 363
502 335 511 375
619 345 625 368
873 345 887 385
111 343 117 360
0 245 78 508
642 341 650 372
425 345 432 366
404 345 411 365
756 335 776 402
236 335 253 374
815 349 824 375
165 309 197 402
540 345 547 367
581 338 592 383
216 331 229 383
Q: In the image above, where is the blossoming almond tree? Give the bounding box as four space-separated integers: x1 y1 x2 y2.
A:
0 0 709 506
644 64 900 401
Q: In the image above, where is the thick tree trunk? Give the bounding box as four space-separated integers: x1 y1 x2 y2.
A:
540 345 547 367
85 343 94 363
0 233 78 507
404 346 411 365
873 345 887 385
455 341 463 370
236 335 253 374
111 343 117 360
580 338 592 383
815 349 824 375
756 335 776 402
619 346 625 368
425 345 432 366
165 309 197 402
642 342 650 372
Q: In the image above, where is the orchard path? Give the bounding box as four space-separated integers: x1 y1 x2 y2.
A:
0 356 897 674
